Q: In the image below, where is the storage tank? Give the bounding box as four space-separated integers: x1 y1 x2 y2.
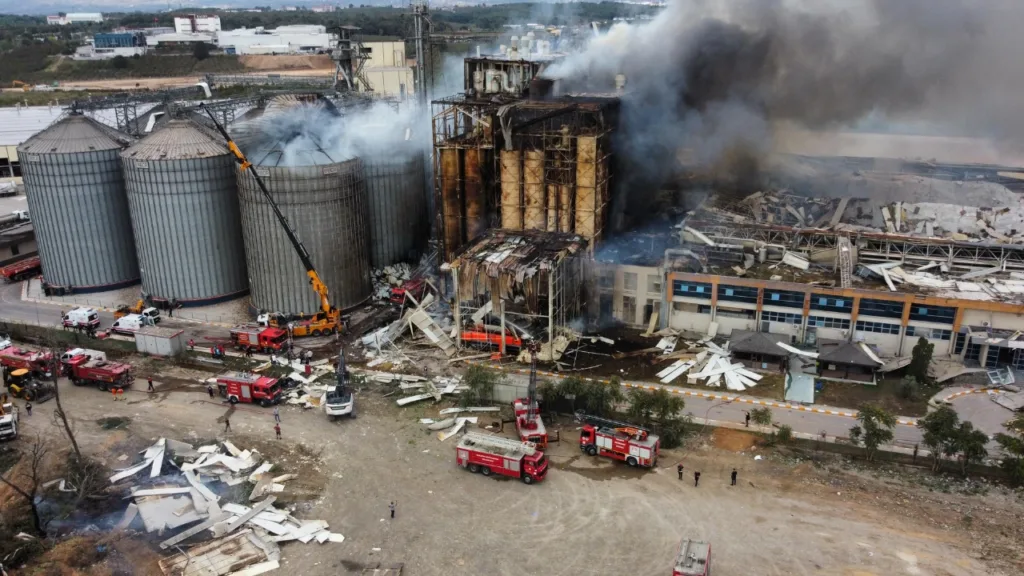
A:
18 112 138 292
120 118 248 305
237 157 371 315
364 155 428 268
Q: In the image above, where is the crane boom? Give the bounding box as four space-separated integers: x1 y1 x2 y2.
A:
201 104 334 317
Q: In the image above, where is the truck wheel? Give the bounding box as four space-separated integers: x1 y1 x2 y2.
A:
468 464 480 474
312 329 322 337
480 467 492 477
260 399 270 407
99 383 109 392
71 378 82 387
627 456 638 467
586 445 598 456
229 396 239 405
330 326 338 335
521 474 534 485
24 390 34 401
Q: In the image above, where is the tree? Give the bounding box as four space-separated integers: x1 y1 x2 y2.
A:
193 41 210 60
907 337 934 384
557 375 587 415
46 348 81 460
849 403 896 462
917 405 959 471
0 434 49 536
580 378 624 418
111 55 129 69
459 365 502 407
995 413 1024 486
898 375 920 401
953 421 988 477
776 424 793 444
627 388 688 448
749 407 773 427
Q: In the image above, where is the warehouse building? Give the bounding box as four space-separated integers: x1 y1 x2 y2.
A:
74 32 148 60
47 13 104 26
217 25 332 55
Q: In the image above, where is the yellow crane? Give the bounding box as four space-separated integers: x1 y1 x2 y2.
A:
201 104 341 338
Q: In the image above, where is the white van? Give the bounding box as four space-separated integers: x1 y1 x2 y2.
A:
140 307 162 324
60 348 107 363
110 314 155 334
62 307 100 329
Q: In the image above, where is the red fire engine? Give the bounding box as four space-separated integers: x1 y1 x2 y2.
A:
229 325 290 353
455 432 548 485
62 354 134 391
672 540 711 576
0 347 53 376
0 256 41 282
216 372 283 407
575 412 660 468
513 343 547 448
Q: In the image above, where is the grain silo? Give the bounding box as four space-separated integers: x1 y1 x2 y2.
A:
120 118 248 305
364 154 428 267
18 112 138 292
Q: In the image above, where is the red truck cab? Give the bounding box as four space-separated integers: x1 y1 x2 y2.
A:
673 540 711 576
390 278 427 305
0 347 53 377
512 398 548 449
62 354 134 391
216 372 283 407
229 325 289 353
456 432 547 485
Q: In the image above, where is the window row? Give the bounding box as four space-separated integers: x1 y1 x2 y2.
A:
807 316 850 330
905 326 952 340
762 311 802 325
855 320 900 335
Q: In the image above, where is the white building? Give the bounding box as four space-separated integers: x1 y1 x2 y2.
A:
147 33 216 47
46 13 104 26
357 41 415 98
311 4 338 12
217 25 332 55
174 15 222 35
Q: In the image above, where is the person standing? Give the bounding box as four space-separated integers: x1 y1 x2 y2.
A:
188 338 195 352
207 384 215 399
273 406 280 423
274 423 281 440
731 468 738 486
223 417 231 433
744 412 751 428
24 401 31 417
913 444 919 464
694 471 701 487
389 501 396 519
147 377 154 392
677 463 683 481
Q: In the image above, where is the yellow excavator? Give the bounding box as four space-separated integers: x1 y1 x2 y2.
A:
5 368 55 402
202 105 342 338
11 80 30 92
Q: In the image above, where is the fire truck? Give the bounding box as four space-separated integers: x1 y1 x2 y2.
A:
673 540 711 576
62 354 134 391
0 347 53 376
0 256 41 282
575 412 660 467
455 432 548 485
229 325 290 353
513 343 547 448
216 372 283 407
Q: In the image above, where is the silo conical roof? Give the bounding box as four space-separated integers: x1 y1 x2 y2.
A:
18 113 132 154
122 119 227 161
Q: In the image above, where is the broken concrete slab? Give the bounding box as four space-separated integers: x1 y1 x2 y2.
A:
114 503 139 531
158 529 278 575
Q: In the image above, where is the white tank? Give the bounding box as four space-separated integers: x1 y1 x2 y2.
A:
499 44 507 55
473 70 485 94
510 35 519 49
485 70 500 94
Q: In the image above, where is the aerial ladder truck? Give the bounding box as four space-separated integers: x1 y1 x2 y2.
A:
202 105 342 338
575 411 660 468
513 342 548 449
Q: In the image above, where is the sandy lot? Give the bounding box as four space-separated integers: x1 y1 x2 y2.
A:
6 372 1022 576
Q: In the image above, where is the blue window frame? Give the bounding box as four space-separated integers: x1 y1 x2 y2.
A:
810 294 853 313
717 284 758 304
909 304 956 324
673 280 713 299
763 289 805 309
858 298 904 319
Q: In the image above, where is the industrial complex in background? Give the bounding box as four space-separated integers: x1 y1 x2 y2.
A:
1 3 1024 410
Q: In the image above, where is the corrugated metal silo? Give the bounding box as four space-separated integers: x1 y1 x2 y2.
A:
120 119 248 305
364 154 428 267
237 158 372 315
18 113 139 291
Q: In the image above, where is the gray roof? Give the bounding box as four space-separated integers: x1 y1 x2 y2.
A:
18 113 132 154
729 330 789 356
817 339 879 367
0 106 64 147
122 119 227 161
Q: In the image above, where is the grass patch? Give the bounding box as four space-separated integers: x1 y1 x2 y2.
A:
814 377 932 417
96 416 131 430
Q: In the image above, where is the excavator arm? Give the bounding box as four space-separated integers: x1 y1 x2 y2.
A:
201 105 334 318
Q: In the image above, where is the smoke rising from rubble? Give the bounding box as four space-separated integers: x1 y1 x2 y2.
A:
233 101 427 167
544 0 1024 228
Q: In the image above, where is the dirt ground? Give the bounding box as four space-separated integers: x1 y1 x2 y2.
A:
4 372 1023 576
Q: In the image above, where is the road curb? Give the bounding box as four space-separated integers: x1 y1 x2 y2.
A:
465 359 920 427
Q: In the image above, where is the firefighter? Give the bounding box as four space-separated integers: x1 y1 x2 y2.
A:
913 444 919 464
207 384 214 399
694 471 701 487
731 468 737 486
223 417 231 433
188 338 195 352
389 501 396 519
273 406 280 423
274 422 281 440
147 377 154 392
744 411 750 428
677 463 683 481
24 401 31 417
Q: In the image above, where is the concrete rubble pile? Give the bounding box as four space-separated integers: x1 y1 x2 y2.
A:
109 438 342 576
371 263 413 301
359 292 456 358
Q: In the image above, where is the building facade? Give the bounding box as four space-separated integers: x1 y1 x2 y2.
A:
74 32 148 60
357 41 414 98
217 25 331 55
174 15 222 34
47 13 104 26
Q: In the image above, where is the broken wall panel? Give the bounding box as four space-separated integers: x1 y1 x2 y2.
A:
500 149 523 229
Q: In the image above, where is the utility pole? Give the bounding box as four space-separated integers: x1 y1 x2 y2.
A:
411 1 432 106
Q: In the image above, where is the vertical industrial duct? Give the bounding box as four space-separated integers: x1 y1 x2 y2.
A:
121 118 249 306
18 113 139 292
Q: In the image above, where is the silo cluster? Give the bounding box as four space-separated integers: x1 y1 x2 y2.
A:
120 119 249 305
364 155 428 268
18 113 140 292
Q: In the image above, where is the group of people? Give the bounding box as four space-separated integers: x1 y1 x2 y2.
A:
677 463 740 487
